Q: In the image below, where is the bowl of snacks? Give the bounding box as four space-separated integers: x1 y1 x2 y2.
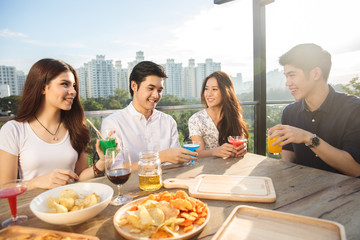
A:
30 182 113 225
113 190 210 240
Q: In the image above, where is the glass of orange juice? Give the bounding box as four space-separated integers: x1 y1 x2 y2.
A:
268 133 282 155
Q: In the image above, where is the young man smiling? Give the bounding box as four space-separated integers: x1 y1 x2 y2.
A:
268 43 360 177
101 61 197 166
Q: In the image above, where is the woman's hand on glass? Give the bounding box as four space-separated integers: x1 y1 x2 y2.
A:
214 143 236 159
234 142 247 158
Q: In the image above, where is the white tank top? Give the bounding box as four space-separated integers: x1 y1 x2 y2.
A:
0 120 78 180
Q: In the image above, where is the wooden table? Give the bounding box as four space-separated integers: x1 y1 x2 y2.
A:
1 153 360 239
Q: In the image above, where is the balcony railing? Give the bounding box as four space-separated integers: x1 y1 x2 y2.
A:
0 100 293 155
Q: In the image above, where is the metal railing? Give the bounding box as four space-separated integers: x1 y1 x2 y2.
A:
0 100 294 154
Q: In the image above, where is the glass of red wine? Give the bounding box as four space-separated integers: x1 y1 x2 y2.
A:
105 147 132 206
0 179 28 227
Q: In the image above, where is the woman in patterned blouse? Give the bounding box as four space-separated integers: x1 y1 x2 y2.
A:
188 71 249 159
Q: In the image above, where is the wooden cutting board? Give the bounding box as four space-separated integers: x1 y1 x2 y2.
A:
163 174 276 202
0 226 100 240
212 205 346 240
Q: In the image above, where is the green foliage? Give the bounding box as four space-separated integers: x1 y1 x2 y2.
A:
86 116 106 166
158 95 200 106
0 95 21 115
237 92 253 101
165 110 197 144
266 105 285 129
81 89 131 111
81 98 103 111
267 88 293 100
342 76 360 96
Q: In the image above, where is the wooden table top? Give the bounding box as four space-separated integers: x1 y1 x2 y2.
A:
1 153 360 239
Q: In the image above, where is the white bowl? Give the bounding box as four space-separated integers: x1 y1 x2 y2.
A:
30 182 113 225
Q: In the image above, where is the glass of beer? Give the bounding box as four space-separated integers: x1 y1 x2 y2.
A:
138 151 162 191
268 133 282 155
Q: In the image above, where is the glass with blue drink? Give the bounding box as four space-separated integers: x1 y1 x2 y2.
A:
183 140 200 166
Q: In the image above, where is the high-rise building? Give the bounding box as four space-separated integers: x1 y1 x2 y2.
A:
0 84 10 98
16 71 26 95
267 68 286 90
195 58 221 98
0 66 15 96
231 73 243 95
163 59 183 97
77 65 89 99
78 55 116 99
127 51 144 78
183 59 197 98
115 60 128 91
74 53 225 100
0 66 25 96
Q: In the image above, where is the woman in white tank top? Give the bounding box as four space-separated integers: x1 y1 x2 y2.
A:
0 59 105 190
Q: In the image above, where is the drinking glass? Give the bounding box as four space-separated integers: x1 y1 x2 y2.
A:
268 132 282 155
105 147 132 206
228 135 248 147
227 135 247 159
0 179 28 227
183 140 201 165
138 151 162 191
100 129 117 153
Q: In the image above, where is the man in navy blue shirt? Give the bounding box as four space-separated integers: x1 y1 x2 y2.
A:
268 43 360 177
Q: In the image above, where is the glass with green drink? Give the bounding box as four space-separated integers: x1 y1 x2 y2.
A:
100 129 117 153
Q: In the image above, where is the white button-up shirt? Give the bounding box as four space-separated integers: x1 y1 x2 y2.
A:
101 102 180 163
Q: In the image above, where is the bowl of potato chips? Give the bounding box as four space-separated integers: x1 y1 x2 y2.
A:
30 182 113 225
113 190 210 239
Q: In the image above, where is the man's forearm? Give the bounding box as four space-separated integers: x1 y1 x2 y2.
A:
310 138 360 177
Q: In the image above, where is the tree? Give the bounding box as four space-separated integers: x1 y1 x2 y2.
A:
81 98 103 111
342 76 360 96
0 95 21 115
158 95 200 106
102 89 131 110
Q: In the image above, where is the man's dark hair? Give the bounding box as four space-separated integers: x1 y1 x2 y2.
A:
129 61 167 97
279 43 332 82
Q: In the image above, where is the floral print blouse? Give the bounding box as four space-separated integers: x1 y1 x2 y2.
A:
188 109 219 149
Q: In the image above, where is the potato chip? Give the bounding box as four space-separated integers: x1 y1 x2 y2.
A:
148 207 165 226
37 233 62 240
46 190 101 213
58 197 75 211
57 202 69 213
127 211 143 230
118 191 208 238
59 189 78 200
46 196 59 209
157 201 179 220
70 205 84 212
138 205 154 226
84 193 99 208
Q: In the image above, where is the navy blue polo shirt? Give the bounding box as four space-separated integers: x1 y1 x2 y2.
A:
281 85 360 174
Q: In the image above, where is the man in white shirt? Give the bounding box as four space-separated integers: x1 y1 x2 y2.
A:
101 61 197 165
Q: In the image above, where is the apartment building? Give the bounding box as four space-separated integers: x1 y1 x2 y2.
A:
0 66 25 96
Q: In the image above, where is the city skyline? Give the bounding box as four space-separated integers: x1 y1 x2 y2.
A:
1 51 287 99
1 0 360 85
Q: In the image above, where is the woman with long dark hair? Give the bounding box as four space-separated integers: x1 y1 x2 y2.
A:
0 59 104 190
188 71 249 159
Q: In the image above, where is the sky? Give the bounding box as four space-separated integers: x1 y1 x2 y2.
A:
1 0 360 84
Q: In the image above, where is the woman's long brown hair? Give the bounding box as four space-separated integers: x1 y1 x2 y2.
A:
14 58 90 156
200 71 249 146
